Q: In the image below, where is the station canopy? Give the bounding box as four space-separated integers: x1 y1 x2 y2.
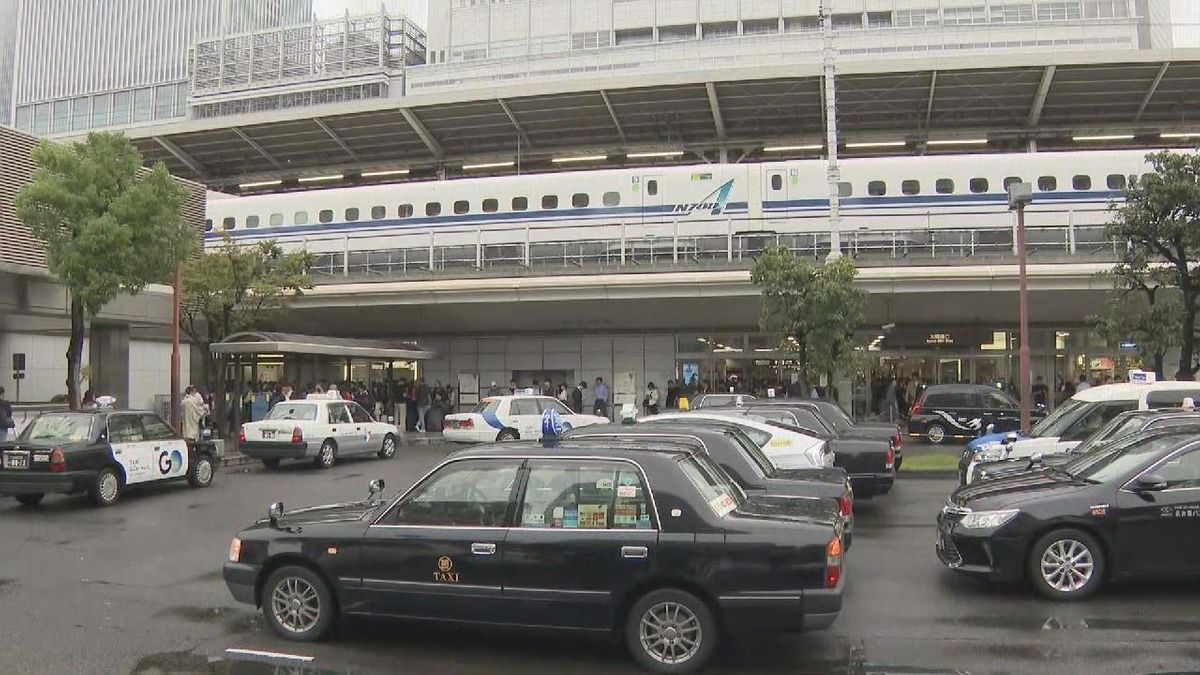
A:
211 331 435 361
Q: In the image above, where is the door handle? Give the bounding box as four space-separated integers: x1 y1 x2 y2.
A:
471 542 497 555
621 546 649 559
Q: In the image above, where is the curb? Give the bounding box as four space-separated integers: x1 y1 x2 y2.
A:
898 470 959 479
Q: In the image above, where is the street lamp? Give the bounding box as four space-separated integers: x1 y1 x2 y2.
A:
1008 182 1034 431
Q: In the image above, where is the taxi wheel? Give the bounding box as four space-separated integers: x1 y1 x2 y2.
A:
1027 528 1105 601
625 588 716 674
377 434 397 459
89 467 123 507
496 429 519 442
926 424 947 444
15 493 44 507
313 441 337 469
188 454 215 488
262 565 335 642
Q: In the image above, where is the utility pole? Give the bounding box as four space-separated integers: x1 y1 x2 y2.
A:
170 260 182 431
821 1 842 259
1009 182 1034 431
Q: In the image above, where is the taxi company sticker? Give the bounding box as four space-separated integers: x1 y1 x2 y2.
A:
552 506 565 528
564 508 579 529
637 514 652 529
523 512 545 526
617 485 638 498
1160 504 1200 518
709 494 737 518
614 504 638 526
434 556 459 583
579 504 608 529
595 478 614 490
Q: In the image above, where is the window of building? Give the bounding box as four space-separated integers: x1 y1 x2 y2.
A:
132 87 153 123
222 217 236 230
658 24 697 42
832 13 863 29
783 16 821 32
512 197 528 211
319 209 334 223
970 177 990 193
245 215 260 229
1073 175 1092 191
1037 1 1083 21
572 193 589 208
936 178 956 194
345 208 359 221
71 97 89 131
269 213 284 226
371 206 386 219
111 91 131 125
571 30 612 50
482 198 499 213
770 174 784 191
614 28 654 45
1106 174 1127 190
866 11 893 28
542 195 558 209
991 3 1035 23
1084 0 1129 18
868 180 887 196
14 106 31 132
603 191 621 207
1004 176 1024 192
426 202 442 216
33 102 49 135
647 180 658 196
294 211 309 225
204 219 213 232
896 9 940 26
1038 176 1058 191
944 5 988 24
399 204 413 218
701 22 738 39
52 100 70 133
454 200 470 215
901 179 921 195
154 84 176 119
838 182 853 197
742 18 779 35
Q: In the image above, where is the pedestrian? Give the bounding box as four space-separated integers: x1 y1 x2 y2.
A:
0 386 13 442
593 376 609 418
882 375 899 423
1032 376 1048 408
570 381 585 414
182 386 205 440
1075 373 1091 392
644 382 660 415
665 379 679 409
416 378 431 432
556 383 569 403
81 389 96 409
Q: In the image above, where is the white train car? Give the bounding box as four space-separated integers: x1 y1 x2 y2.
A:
204 149 1162 263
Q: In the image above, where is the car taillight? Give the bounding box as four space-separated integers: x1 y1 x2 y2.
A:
460 418 473 429
837 493 852 517
291 427 303 444
826 536 843 588
229 537 242 563
238 427 246 444
909 400 922 416
49 449 66 473
885 445 895 471
892 433 902 448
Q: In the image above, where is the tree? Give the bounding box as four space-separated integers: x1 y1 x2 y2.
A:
1107 150 1200 379
181 235 312 436
751 248 867 396
1090 268 1181 378
15 133 194 408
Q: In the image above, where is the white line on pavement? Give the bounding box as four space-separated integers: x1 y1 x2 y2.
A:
225 648 315 662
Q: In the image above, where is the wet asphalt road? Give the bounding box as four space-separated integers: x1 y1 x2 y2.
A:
2 443 1200 675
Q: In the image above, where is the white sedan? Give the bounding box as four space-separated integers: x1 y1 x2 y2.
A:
639 411 832 468
444 395 609 443
240 397 400 469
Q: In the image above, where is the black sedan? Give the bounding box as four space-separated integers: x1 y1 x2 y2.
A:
938 428 1200 599
224 440 844 673
0 409 218 507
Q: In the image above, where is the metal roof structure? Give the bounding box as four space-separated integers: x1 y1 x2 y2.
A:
101 47 1200 190
210 331 435 360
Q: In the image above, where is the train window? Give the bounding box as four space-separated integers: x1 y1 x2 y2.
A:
371 206 386 219
1106 174 1126 190
935 179 955 194
603 191 620 206
319 209 333 223
294 211 309 225
426 202 441 216
345 208 360 221
969 178 989 193
867 181 886 196
398 204 413 218
204 219 212 232
542 195 558 209
1037 176 1057 192
1073 175 1092 191
454 200 469 215
222 216 236 230
1003 176 1023 192
837 182 852 197
901 180 920 195
269 213 284 226
482 198 499 213
572 193 589 208
770 174 783 191
647 180 658 196
245 215 260 229
512 197 528 211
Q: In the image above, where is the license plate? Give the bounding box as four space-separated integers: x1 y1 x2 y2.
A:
3 452 29 470
262 430 276 439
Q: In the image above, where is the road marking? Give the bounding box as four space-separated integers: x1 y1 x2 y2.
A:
225 648 314 662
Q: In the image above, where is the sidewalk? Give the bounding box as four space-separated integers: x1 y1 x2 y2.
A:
217 432 448 468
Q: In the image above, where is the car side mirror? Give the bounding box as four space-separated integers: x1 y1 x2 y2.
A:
1004 432 1019 443
1135 474 1168 492
368 479 386 498
268 501 285 526
985 423 995 435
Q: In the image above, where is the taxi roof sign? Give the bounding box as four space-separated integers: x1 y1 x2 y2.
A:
1128 370 1156 384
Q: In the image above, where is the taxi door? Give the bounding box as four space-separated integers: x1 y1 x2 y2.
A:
327 402 362 455
1114 446 1200 578
139 413 188 481
106 414 156 484
508 398 543 440
501 459 658 629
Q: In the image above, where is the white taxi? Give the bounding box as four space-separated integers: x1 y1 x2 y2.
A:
443 395 609 443
239 397 400 469
639 411 832 468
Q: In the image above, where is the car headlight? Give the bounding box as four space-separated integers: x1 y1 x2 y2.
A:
959 509 1019 529
229 537 242 562
976 445 1008 462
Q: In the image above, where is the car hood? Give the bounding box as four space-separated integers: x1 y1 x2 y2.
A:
0 439 94 453
951 469 1092 509
967 431 1030 450
735 494 840 527
255 500 383 528
975 452 1076 483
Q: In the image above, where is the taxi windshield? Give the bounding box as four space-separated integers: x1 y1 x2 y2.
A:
1030 398 1090 437
265 403 318 422
1073 414 1145 454
20 414 94 442
678 454 744 517
723 429 778 475
1064 432 1190 484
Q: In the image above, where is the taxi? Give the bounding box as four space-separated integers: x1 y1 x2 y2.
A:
224 439 844 673
640 411 832 469
0 407 217 507
240 397 400 469
442 394 608 443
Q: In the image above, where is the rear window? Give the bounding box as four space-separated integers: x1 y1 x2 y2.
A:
678 455 743 517
265 403 318 422
19 414 93 442
921 392 956 408
471 399 500 415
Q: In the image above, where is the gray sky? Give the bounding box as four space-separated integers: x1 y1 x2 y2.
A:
313 0 429 27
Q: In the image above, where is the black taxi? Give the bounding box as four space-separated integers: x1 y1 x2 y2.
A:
224 440 844 673
938 428 1200 600
0 409 217 507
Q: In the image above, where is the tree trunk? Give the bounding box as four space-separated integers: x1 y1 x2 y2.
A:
1153 352 1165 380
1177 301 1197 381
65 297 85 409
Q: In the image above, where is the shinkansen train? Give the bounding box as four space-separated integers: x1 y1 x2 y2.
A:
204 149 1166 259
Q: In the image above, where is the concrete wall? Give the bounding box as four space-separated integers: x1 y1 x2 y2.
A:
0 332 88 403
128 340 190 411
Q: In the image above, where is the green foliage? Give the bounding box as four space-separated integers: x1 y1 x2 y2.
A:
1089 281 1181 377
751 249 867 387
1106 149 1200 378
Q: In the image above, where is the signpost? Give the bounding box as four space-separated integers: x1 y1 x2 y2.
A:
12 352 25 402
